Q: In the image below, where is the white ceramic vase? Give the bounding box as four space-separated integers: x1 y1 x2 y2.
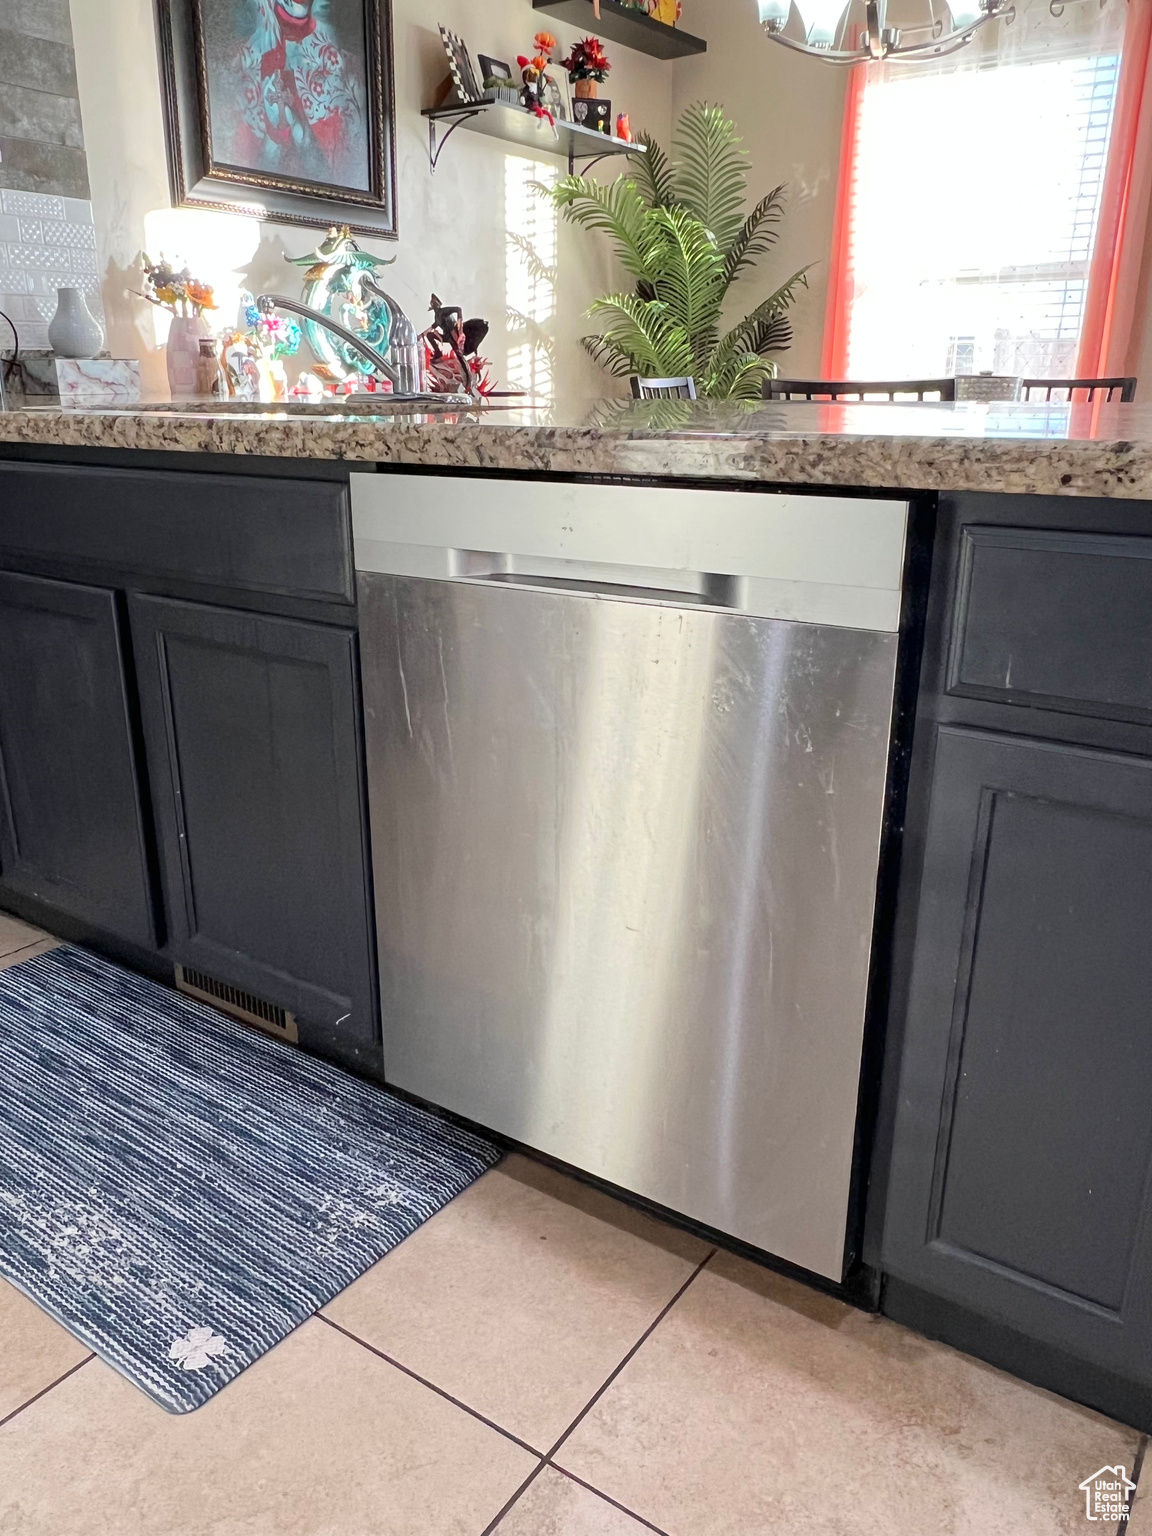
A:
48 287 104 359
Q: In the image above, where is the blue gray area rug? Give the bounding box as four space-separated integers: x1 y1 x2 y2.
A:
0 945 499 1412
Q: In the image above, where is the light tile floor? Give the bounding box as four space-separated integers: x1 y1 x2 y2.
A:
0 917 1147 1534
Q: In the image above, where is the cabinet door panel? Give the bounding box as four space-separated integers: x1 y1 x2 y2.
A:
129 594 378 1060
0 571 155 945
882 726 1152 1377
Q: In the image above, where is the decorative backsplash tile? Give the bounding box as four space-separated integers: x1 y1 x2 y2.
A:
0 189 66 220
0 188 101 352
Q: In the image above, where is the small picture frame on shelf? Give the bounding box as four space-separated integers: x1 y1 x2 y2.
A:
439 25 482 105
543 74 570 121
477 53 513 87
476 52 520 106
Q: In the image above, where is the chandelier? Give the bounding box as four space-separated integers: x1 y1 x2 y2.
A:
755 0 1013 62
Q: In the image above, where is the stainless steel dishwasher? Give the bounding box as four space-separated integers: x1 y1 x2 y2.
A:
352 471 908 1280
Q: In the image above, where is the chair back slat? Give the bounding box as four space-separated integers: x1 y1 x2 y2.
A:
763 378 957 402
1021 376 1136 403
631 376 698 401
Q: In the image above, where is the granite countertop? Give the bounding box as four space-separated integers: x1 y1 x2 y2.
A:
4 396 1152 499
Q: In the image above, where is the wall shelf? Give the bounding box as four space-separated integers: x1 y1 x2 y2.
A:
532 0 707 60
422 99 644 175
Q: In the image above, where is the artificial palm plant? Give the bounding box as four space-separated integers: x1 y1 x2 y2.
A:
545 102 810 399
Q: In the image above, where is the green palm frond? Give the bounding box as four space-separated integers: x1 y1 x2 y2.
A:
541 104 810 400
705 350 773 401
718 268 814 357
671 103 748 252
629 133 674 208
723 185 788 290
744 311 794 358
546 175 653 284
644 207 727 345
586 292 696 378
582 334 636 378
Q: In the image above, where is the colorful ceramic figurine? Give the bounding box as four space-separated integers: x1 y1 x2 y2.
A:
283 225 398 385
518 31 559 125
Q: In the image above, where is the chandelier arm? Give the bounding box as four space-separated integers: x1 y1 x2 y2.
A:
882 6 1009 57
759 0 1010 62
758 27 875 61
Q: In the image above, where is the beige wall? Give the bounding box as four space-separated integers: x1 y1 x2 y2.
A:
672 0 848 377
68 0 673 400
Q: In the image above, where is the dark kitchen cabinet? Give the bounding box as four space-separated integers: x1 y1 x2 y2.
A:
0 571 157 947
128 593 379 1068
878 492 1152 1429
882 727 1152 1373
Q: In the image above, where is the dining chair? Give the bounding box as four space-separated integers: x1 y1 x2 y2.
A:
1020 377 1136 403
763 378 957 402
630 376 698 401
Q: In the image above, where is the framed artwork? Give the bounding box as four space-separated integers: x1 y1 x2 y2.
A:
476 53 514 88
438 27 482 105
155 0 398 240
543 74 570 121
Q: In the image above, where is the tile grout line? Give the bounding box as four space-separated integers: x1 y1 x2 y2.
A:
477 1461 550 1536
315 1311 546 1460
0 1353 95 1429
1117 1433 1149 1536
553 1465 674 1535
480 1249 714 1534
542 1246 717 1467
0 938 54 967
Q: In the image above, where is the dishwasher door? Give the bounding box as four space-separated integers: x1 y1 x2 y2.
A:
354 474 905 1280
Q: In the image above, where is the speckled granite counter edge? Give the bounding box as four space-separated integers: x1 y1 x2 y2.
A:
2 411 1151 500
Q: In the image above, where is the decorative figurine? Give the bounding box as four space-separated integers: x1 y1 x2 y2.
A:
283 225 399 386
221 293 302 402
518 31 559 125
616 112 633 143
422 295 493 395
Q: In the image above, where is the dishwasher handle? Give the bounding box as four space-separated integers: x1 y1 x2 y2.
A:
448 548 739 608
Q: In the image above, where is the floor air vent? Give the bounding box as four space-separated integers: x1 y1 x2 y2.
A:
175 965 299 1044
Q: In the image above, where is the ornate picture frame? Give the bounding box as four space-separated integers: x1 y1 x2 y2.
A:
155 0 398 240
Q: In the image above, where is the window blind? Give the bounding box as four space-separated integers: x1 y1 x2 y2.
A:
843 51 1121 380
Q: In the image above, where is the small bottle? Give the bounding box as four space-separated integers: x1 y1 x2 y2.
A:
196 336 225 399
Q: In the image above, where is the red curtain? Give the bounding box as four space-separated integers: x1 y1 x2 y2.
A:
1077 0 1152 381
821 64 867 380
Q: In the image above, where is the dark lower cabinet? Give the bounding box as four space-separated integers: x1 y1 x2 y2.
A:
882 725 1152 1387
128 594 379 1066
880 491 1152 1428
0 571 156 946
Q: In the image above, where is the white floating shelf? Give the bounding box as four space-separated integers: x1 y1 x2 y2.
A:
422 98 644 174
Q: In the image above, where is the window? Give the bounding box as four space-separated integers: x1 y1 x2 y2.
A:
842 51 1120 379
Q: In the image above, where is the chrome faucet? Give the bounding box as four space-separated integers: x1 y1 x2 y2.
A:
258 293 403 387
258 291 469 401
263 225 460 401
